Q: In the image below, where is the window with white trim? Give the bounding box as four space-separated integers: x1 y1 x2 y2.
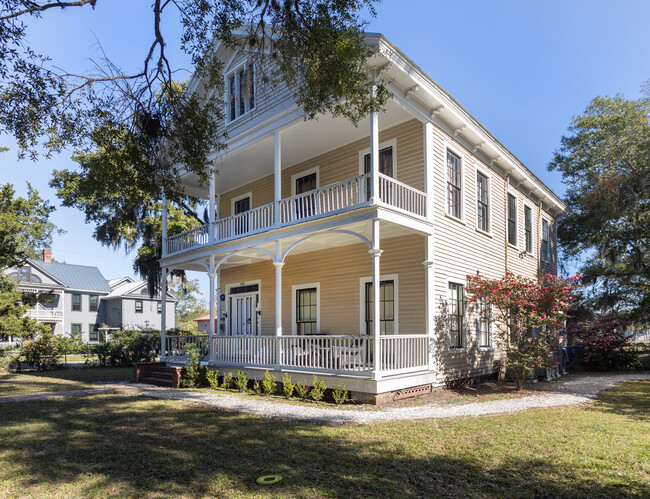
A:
524 205 533 253
476 171 489 232
365 280 395 335
476 300 491 348
447 150 462 218
448 283 465 349
89 324 98 342
507 194 517 246
295 287 318 335
135 300 143 313
226 63 255 122
541 218 550 262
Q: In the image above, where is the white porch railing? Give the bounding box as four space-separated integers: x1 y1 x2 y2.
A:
212 336 277 365
164 172 428 256
279 174 370 224
378 173 427 218
164 335 210 361
380 335 429 375
25 309 64 321
215 202 275 242
279 336 372 374
165 334 430 378
166 225 210 255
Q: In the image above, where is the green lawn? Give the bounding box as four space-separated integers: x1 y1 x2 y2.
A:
0 367 133 397
0 380 647 497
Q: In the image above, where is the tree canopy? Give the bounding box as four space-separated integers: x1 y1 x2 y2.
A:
1 1 390 290
549 82 650 320
0 183 59 268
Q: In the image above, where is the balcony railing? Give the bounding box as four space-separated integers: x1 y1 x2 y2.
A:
163 334 430 378
24 309 64 321
164 172 427 256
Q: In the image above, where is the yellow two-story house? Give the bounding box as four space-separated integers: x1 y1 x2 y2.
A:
157 32 564 402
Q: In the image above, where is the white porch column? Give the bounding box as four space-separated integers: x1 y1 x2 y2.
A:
424 122 434 222
160 267 167 360
274 130 282 227
273 260 284 367
216 268 222 336
161 189 168 257
370 85 380 204
208 165 216 241
208 271 216 361
370 219 382 380
424 235 436 372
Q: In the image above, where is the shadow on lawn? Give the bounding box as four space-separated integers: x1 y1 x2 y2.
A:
588 379 650 421
0 392 646 498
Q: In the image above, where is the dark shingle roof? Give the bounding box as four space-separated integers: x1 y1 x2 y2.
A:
28 259 112 293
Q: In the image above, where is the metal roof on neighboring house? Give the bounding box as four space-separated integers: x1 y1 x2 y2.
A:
28 259 112 293
104 277 177 302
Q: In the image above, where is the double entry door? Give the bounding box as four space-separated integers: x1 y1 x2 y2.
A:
228 284 260 336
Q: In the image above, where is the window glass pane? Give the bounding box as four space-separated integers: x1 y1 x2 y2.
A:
72 294 81 311
135 300 143 313
296 288 317 334
448 283 465 348
447 151 461 218
365 280 395 335
238 69 245 115
229 75 236 120
248 64 255 109
476 172 489 232
507 194 517 246
89 295 98 312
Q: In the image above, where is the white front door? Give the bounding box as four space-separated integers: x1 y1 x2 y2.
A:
229 292 259 335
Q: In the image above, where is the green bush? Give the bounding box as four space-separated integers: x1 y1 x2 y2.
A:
281 373 295 399
92 330 160 367
332 383 348 405
253 380 261 394
20 333 62 370
235 370 248 392
294 379 310 400
261 370 276 396
181 344 201 388
222 372 234 389
310 376 327 402
205 369 219 389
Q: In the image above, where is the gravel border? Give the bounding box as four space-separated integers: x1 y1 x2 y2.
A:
132 372 650 424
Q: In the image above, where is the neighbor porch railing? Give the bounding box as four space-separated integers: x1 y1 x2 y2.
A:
164 334 430 378
164 172 428 256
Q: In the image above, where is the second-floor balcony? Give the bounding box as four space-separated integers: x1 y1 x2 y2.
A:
165 172 427 256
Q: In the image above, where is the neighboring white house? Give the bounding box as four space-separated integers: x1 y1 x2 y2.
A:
2 250 176 345
156 32 565 402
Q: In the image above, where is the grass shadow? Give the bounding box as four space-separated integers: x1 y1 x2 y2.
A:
0 383 648 497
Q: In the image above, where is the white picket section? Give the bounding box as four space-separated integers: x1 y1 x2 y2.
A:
280 174 370 224
165 225 210 255
164 335 210 361
211 336 276 366
214 202 275 242
378 173 427 218
279 336 372 374
379 335 429 374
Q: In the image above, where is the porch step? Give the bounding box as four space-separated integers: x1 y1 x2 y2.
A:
133 363 181 388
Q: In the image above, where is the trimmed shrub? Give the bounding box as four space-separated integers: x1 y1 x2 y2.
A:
332 383 348 405
261 370 277 396
205 369 219 389
310 376 327 402
235 370 248 392
294 380 309 400
282 373 295 399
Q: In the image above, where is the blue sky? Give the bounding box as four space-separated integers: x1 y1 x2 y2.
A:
1 0 649 299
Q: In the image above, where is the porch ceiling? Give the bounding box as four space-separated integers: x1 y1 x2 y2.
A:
181 100 414 198
175 218 421 273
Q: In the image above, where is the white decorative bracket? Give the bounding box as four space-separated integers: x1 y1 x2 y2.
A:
473 141 485 153
405 85 420 99
430 105 444 118
453 125 467 137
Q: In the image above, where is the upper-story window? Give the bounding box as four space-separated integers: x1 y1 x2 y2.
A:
524 205 533 253
476 171 489 232
507 193 517 246
541 218 550 262
227 63 255 122
447 150 462 219
72 293 81 311
135 300 143 313
89 295 98 312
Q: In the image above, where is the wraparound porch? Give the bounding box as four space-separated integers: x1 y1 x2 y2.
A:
163 333 430 380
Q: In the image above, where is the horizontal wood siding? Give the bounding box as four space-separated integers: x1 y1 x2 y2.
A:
220 234 425 337
430 124 558 383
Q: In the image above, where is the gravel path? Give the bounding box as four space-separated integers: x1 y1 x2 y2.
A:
133 372 650 424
